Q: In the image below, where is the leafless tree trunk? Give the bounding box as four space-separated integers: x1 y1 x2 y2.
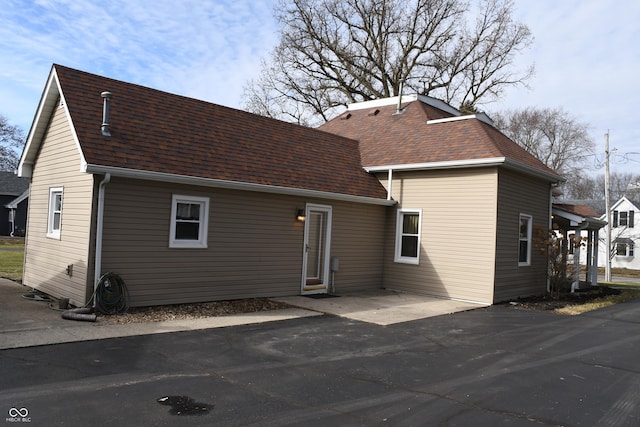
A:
244 0 533 125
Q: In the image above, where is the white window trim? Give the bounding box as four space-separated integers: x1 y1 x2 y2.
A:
47 187 63 239
518 213 532 266
394 208 422 265
615 240 634 257
169 194 210 248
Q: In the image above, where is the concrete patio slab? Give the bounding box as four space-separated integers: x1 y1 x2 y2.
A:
273 289 488 325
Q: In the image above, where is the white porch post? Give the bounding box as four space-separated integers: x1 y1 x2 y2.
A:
591 230 599 286
571 227 583 292
586 229 594 284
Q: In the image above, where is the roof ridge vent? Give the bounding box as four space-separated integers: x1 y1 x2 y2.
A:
367 109 380 116
101 91 112 136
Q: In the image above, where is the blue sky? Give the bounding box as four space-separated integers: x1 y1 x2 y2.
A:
1 0 638 174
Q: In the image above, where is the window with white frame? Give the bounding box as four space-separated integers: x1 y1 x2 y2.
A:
169 195 209 248
47 187 63 239
615 239 634 257
518 214 532 266
394 209 421 264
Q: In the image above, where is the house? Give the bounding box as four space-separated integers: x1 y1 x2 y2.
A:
595 196 639 270
18 65 562 308
551 203 606 288
320 96 562 303
0 171 29 236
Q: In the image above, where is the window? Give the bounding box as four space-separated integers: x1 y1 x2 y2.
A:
518 214 532 266
620 211 628 227
47 187 63 239
613 210 635 228
169 195 209 248
568 233 575 255
394 209 421 264
615 240 634 257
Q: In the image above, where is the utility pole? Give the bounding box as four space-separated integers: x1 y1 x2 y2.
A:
604 131 612 282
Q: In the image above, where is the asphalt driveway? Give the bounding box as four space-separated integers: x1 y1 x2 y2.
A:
2 293 640 425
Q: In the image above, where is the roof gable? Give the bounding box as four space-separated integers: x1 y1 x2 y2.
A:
21 65 389 203
610 196 640 212
319 96 561 182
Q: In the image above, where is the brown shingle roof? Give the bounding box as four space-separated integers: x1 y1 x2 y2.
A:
319 99 560 179
553 203 601 219
52 65 387 201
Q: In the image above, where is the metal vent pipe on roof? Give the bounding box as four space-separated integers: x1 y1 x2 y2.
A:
396 81 404 114
101 91 112 136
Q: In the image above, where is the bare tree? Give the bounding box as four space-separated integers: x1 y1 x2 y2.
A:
565 172 640 202
244 0 534 125
492 107 595 179
0 114 25 172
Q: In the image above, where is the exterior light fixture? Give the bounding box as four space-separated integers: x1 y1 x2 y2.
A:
296 209 306 222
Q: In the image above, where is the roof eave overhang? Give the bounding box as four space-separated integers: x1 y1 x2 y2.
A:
365 157 563 183
552 207 607 230
84 164 395 206
4 189 30 209
17 65 87 178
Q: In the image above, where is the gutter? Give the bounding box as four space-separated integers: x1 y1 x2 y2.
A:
93 173 110 306
84 164 395 206
365 157 563 183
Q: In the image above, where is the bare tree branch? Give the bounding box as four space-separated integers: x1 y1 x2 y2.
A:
243 0 533 125
0 114 25 172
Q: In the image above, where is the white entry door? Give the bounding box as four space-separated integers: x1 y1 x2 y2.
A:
301 204 332 294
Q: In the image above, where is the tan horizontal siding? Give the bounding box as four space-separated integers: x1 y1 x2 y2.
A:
22 101 94 306
380 168 498 304
494 169 551 302
101 178 386 306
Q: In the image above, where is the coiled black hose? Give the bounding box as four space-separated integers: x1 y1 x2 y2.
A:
94 272 129 315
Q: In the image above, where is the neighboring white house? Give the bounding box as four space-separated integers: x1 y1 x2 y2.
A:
577 196 639 271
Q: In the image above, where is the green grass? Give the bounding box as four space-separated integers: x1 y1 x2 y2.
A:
556 288 640 315
0 243 24 280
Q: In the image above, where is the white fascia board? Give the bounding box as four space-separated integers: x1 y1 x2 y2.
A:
364 157 507 172
555 208 607 230
427 112 494 126
5 189 29 209
366 157 562 183
347 95 419 111
609 196 631 212
18 70 59 177
84 164 396 206
17 67 88 177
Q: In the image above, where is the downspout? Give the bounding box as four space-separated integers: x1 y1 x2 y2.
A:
8 209 15 237
93 173 110 306
547 184 554 292
387 169 393 201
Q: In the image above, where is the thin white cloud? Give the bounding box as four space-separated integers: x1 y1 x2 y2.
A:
0 0 278 129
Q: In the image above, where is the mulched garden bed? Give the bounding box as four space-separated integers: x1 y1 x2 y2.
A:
506 286 621 311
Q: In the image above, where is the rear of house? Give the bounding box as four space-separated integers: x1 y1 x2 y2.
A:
18 65 391 308
320 95 562 304
19 66 561 308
